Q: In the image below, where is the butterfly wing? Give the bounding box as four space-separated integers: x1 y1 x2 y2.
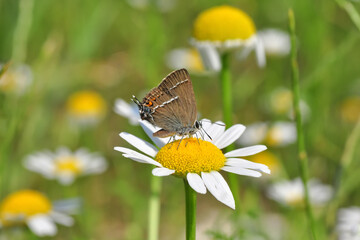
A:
141 69 197 135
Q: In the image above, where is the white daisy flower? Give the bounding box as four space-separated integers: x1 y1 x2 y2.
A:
0 190 76 237
267 178 333 207
114 98 141 125
337 207 360 240
237 121 297 147
265 121 297 147
114 119 270 209
23 147 107 185
257 29 290 57
191 5 266 71
0 64 33 95
165 48 206 74
66 90 107 126
237 122 269 146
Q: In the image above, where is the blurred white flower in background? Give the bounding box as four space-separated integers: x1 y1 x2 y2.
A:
237 121 297 147
257 29 290 57
337 207 360 240
126 0 177 12
267 178 333 207
0 64 33 95
114 98 140 125
165 48 206 74
268 87 310 121
0 190 77 237
23 147 107 185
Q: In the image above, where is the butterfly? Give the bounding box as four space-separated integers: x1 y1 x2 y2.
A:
132 69 206 140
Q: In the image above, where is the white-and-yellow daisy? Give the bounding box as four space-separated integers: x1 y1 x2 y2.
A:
114 98 141 125
257 29 290 57
165 48 205 74
0 190 75 237
115 119 270 209
267 178 333 207
0 64 33 95
237 121 297 147
337 206 360 240
66 90 107 126
191 5 266 71
23 147 107 185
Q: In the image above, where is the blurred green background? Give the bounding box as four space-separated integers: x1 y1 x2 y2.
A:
1 0 360 239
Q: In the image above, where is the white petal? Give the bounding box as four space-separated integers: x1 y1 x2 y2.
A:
114 147 162 167
201 171 235 209
213 124 246 149
114 99 140 125
120 132 158 157
187 173 207 194
57 172 76 185
225 158 270 174
255 35 266 68
152 167 175 176
201 119 225 142
139 120 169 148
221 166 262 177
53 198 81 214
50 211 74 226
27 214 57 237
225 145 267 157
23 155 56 178
196 44 221 72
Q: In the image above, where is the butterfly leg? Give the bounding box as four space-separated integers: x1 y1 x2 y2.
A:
178 135 185 150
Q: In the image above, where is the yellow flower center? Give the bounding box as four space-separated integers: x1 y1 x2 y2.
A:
155 138 226 177
56 157 82 174
66 90 106 118
0 190 52 226
270 89 292 114
189 49 204 71
193 5 256 42
340 96 360 123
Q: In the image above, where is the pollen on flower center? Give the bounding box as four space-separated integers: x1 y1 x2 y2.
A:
193 5 256 42
0 190 52 225
56 157 82 174
155 138 226 176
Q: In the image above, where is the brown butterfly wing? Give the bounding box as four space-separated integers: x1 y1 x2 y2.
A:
141 69 197 134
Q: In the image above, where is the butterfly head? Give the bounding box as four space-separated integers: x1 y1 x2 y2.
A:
132 95 153 122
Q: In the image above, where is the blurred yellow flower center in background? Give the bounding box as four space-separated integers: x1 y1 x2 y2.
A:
340 96 360 123
189 49 204 71
248 151 280 174
66 90 106 117
270 89 292 114
0 190 51 226
193 5 256 42
0 72 17 92
56 157 82 174
155 138 225 176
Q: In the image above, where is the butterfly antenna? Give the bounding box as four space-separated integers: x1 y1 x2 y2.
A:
201 127 212 141
131 95 141 106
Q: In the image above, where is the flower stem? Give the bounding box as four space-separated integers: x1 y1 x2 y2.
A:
220 52 240 212
289 9 317 240
335 0 360 32
12 0 35 63
148 175 162 240
184 179 196 240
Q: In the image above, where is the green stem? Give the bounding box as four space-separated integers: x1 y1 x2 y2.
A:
184 179 196 240
335 0 360 32
289 9 317 240
220 52 240 212
12 0 35 63
148 175 162 240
